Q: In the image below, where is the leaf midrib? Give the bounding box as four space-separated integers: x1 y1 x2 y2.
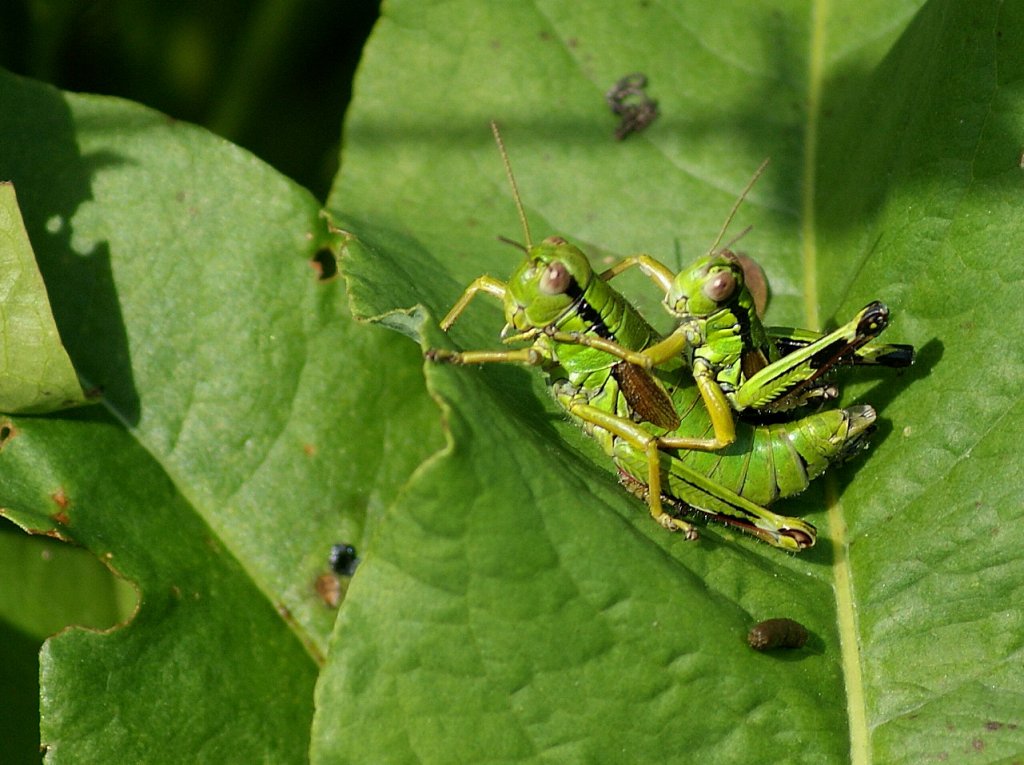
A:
803 1 869 762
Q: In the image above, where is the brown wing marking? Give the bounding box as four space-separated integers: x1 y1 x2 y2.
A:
612 361 681 430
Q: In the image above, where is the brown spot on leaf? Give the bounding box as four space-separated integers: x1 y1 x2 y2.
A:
315 573 342 609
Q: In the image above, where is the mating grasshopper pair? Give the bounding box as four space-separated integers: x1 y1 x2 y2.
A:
426 124 913 551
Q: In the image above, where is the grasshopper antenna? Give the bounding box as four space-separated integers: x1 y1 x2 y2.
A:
706 158 769 256
490 120 533 249
496 235 528 252
722 224 753 251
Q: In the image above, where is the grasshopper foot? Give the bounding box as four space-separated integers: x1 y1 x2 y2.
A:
424 348 443 361
656 512 700 540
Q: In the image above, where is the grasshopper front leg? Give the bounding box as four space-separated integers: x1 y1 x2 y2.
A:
439 275 507 330
426 347 544 367
599 253 676 293
657 363 737 451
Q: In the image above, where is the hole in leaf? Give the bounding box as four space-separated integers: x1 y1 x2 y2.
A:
310 249 337 281
0 421 16 449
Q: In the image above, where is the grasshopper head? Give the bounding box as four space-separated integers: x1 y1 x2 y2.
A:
503 236 594 332
664 250 747 318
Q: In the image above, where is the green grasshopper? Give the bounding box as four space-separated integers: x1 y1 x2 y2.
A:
425 124 877 550
559 164 914 453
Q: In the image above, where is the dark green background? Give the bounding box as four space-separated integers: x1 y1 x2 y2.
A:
0 2 379 762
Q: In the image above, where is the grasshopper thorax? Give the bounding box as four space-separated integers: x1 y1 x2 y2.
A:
504 236 595 333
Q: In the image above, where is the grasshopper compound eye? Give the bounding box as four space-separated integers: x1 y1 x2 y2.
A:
539 261 572 295
703 270 737 303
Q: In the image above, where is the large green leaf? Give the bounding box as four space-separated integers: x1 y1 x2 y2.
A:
0 182 90 413
322 1 1024 763
0 67 440 760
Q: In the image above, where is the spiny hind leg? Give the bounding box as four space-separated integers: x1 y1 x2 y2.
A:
652 454 817 551
620 464 815 550
739 511 816 551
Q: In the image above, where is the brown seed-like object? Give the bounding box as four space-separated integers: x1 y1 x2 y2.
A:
747 618 809 650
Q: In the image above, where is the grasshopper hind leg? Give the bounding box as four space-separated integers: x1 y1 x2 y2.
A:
618 471 701 541
618 471 816 549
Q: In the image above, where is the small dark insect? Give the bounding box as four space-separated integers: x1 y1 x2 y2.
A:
328 543 360 576
747 618 809 650
605 73 659 140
